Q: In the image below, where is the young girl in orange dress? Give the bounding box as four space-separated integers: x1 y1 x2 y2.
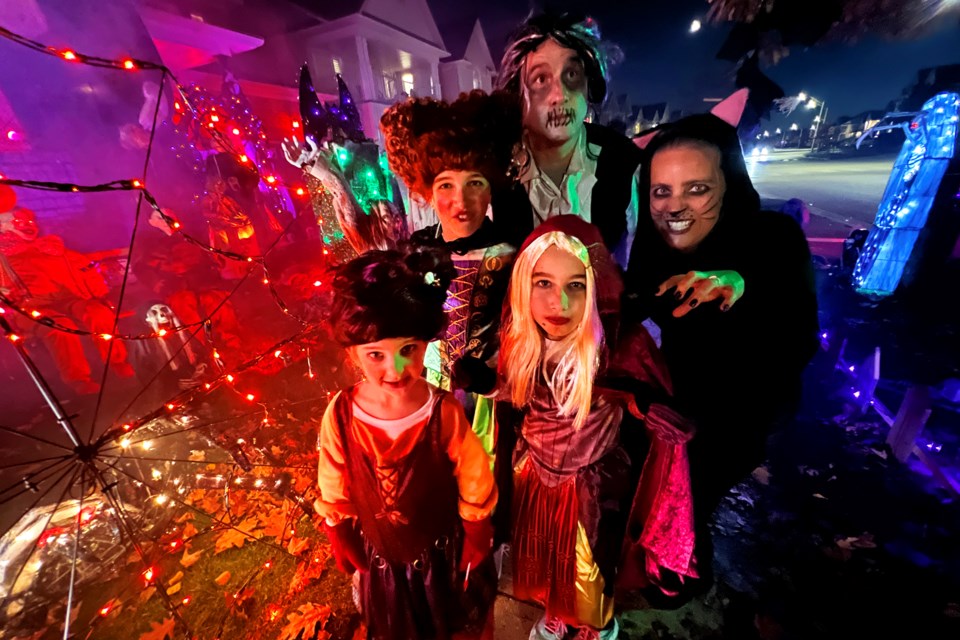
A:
315 245 498 639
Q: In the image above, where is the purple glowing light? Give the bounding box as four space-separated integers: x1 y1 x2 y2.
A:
6 130 19 141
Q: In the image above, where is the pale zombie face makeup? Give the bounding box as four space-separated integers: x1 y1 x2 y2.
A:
431 170 491 241
649 143 726 253
350 337 427 396
530 245 588 340
521 39 589 146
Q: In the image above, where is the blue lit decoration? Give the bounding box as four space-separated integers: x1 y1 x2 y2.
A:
852 92 960 296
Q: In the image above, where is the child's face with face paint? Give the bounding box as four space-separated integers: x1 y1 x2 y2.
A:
522 38 588 147
350 337 427 398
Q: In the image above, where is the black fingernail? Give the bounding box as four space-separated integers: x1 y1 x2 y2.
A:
720 303 730 311
688 299 698 308
674 290 683 300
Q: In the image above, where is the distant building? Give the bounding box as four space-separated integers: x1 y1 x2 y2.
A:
439 19 496 100
633 102 671 134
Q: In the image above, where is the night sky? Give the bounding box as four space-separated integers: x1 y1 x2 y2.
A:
428 0 960 126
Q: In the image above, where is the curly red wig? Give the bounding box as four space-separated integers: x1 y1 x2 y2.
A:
379 90 521 201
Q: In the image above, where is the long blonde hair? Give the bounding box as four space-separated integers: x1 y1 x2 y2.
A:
501 231 603 430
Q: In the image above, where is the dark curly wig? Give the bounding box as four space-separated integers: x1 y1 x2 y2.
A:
328 244 456 346
495 11 621 106
379 89 521 201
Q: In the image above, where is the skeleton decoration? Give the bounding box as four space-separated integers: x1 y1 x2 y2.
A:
144 303 199 375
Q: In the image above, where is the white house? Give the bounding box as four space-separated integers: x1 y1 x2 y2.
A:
439 19 496 100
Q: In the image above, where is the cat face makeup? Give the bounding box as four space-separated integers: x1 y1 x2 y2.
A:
649 142 725 253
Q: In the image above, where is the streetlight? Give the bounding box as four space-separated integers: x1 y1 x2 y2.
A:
790 122 799 148
690 19 702 33
801 93 827 150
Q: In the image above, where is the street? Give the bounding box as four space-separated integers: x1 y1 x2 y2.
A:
751 155 896 236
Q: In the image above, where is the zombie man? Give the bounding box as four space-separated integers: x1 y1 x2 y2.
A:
494 12 643 268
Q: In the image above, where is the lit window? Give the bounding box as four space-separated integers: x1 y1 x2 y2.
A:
401 72 414 95
332 57 342 75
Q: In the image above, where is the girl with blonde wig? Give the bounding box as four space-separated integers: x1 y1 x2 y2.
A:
500 216 699 640
502 230 603 431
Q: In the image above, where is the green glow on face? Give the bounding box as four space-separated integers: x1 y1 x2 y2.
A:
393 350 412 375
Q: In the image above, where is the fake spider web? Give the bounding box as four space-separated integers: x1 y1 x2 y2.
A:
0 22 358 640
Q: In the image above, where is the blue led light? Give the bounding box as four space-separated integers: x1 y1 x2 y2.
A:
853 92 959 296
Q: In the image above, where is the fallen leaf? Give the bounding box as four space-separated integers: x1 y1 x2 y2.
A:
174 512 195 524
214 519 259 554
853 532 877 548
278 603 332 640
188 450 206 462
215 571 231 586
836 536 859 550
138 617 175 640
869 447 888 459
751 466 771 485
181 522 199 540
139 587 156 603
287 536 310 556
168 570 184 585
180 547 204 568
165 582 182 596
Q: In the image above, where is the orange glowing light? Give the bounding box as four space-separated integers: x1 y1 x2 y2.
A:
210 115 220 123
62 50 77 61
122 423 132 431
174 101 181 111
245 393 255 402
100 333 113 341
296 187 305 196
232 128 240 135
265 176 276 184
166 403 175 410
292 121 300 129
8 334 21 343
99 604 112 616
122 59 136 70
274 350 282 358
157 328 168 337
182 596 192 606
262 278 269 284
172 221 181 229
226 374 235 382
30 310 41 318
142 567 155 582
239 155 249 163
132 180 142 188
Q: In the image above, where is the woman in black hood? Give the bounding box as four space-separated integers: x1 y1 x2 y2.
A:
625 108 819 601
